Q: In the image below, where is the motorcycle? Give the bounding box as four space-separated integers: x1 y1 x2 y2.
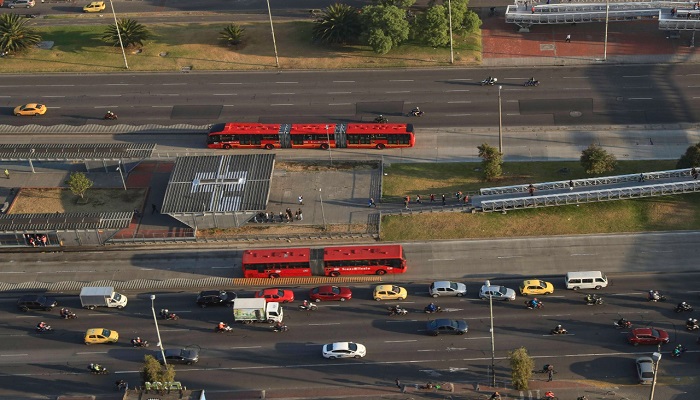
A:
35 326 53 334
525 301 543 309
160 309 179 320
88 364 109 375
424 305 442 313
374 116 388 123
131 339 149 347
215 325 234 333
272 324 289 333
675 302 693 313
60 309 77 319
104 112 118 120
647 291 666 302
299 303 318 311
524 79 539 87
550 328 568 335
614 320 632 329
686 321 699 331
671 345 687 357
585 295 604 306
388 307 408 316
480 77 497 86
408 110 424 117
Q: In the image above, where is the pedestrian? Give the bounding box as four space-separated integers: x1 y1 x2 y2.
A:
528 184 535 196
395 378 401 389
547 368 554 382
295 209 299 220
639 173 645 182
531 6 535 13
369 197 377 207
298 208 303 221
416 194 421 204
671 7 676 16
298 195 304 206
404 196 409 209
568 180 574 190
442 194 446 206
279 211 284 222
3 169 8 179
430 193 435 202
565 34 571 43
463 194 469 205
286 208 293 222
692 167 698 180
151 203 157 214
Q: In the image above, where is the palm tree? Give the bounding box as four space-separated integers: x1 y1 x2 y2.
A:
102 18 151 48
220 23 245 46
0 13 41 54
312 3 361 45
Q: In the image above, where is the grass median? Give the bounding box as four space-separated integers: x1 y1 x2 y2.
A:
380 160 700 241
3 21 480 73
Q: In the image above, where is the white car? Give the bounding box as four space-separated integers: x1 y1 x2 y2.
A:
322 342 366 359
429 281 467 297
479 281 516 301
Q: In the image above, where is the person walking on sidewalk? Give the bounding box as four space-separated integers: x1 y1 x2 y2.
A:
151 203 158 214
565 34 571 43
298 195 304 206
546 364 555 381
368 198 377 207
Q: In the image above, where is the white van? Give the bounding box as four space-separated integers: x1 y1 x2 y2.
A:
565 271 608 290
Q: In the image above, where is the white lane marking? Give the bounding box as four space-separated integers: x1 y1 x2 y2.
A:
622 75 649 78
87 313 116 316
386 320 420 323
448 101 471 104
640 250 674 253
229 346 261 349
428 258 455 261
212 94 237 96
212 266 230 269
386 91 410 94
41 96 65 98
98 95 121 97
610 292 645 296
271 92 295 95
385 340 418 343
540 314 572 317
541 334 576 336
445 113 472 116
563 76 588 79
497 255 522 259
446 89 470 92
463 336 491 340
327 91 351 94
270 104 294 106
329 103 352 106
390 80 414 82
0 271 26 274
151 94 179 96
151 106 172 108
275 81 298 84
218 82 243 85
0 354 28 357
77 351 108 354
571 253 596 256
333 81 355 83
106 84 130 86
162 83 186 86
308 323 341 326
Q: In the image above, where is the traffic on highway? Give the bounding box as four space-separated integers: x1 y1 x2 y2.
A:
1 271 699 398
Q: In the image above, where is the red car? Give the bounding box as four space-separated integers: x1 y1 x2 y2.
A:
309 286 352 302
627 328 669 346
254 288 295 303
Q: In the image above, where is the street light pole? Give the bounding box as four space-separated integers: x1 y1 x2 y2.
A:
603 0 610 61
487 280 496 387
325 124 333 166
107 0 129 69
265 0 280 68
447 0 454 64
150 295 167 368
318 188 327 231
116 164 127 191
498 85 503 154
649 349 661 400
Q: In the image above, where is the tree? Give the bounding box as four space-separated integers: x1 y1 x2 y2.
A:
477 143 503 181
415 5 449 47
509 346 534 390
142 355 176 384
373 0 416 8
462 10 482 32
444 0 469 33
102 19 151 48
580 143 617 175
220 23 245 46
0 13 41 54
65 172 93 200
312 3 362 45
361 5 410 54
676 142 700 169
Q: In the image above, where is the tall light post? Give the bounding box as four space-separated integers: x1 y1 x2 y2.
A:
150 295 167 368
649 349 662 400
487 280 496 386
318 188 327 231
603 0 610 61
498 85 503 154
325 124 333 166
265 0 280 68
116 164 127 191
447 0 454 64
107 0 129 69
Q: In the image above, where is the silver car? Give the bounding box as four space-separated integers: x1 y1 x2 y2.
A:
479 282 516 301
635 356 654 384
429 281 467 298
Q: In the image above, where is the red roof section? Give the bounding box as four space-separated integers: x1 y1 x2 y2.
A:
242 248 311 264
323 245 404 261
222 123 281 134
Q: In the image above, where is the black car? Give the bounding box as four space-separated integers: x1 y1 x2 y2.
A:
426 319 469 336
17 294 58 312
196 290 237 308
156 348 199 365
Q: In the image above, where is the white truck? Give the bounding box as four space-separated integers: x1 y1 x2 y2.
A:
232 298 283 323
79 286 128 310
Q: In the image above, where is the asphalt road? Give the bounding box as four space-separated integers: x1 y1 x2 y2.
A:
0 272 698 399
4 65 700 128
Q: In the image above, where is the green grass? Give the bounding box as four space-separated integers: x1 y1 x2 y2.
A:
380 160 697 241
1 21 482 73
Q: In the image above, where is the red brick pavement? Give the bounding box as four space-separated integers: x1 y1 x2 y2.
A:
482 17 699 59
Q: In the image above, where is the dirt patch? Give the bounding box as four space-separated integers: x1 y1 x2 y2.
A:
277 161 379 172
9 188 148 214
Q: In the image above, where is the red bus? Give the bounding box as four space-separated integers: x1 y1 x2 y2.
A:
241 244 408 278
207 122 415 150
323 245 407 277
242 248 312 278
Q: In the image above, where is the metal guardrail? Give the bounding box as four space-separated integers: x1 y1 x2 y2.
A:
479 168 692 195
506 5 659 25
480 180 700 212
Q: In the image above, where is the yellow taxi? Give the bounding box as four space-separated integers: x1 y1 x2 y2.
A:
83 1 105 12
13 103 47 116
519 279 554 296
373 284 407 301
84 328 119 345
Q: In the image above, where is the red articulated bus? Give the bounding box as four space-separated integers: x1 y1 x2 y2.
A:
323 244 407 277
242 248 312 278
206 122 415 150
241 244 407 278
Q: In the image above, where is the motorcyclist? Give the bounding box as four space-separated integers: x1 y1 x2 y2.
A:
89 363 103 372
585 294 595 303
687 318 699 329
677 301 690 310
490 392 501 400
487 76 493 83
131 337 143 346
617 317 629 328
105 110 116 119
37 321 47 331
60 308 69 318
426 302 437 313
552 324 566 334
217 322 228 331
544 391 555 399
648 290 660 301
529 77 535 83
672 344 686 356
411 107 422 116
274 321 285 331
529 298 540 308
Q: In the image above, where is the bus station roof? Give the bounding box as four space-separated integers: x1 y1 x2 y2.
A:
161 154 275 214
0 212 133 231
0 143 156 162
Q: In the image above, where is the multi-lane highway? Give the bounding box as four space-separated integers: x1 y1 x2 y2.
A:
1 272 699 399
4 65 700 127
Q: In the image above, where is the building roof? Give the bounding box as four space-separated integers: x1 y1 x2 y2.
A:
0 143 155 161
161 154 275 214
0 212 132 231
